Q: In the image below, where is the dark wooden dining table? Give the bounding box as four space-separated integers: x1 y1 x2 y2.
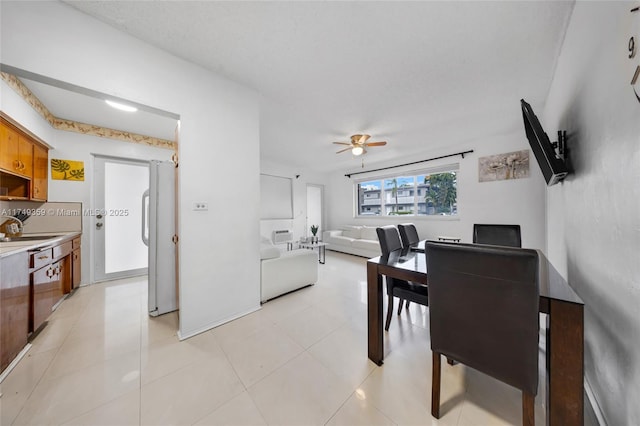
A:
367 245 584 426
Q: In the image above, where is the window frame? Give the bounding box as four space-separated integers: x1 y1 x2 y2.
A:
353 164 459 219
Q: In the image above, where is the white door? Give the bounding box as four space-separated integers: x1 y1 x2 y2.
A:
306 184 324 240
94 155 149 282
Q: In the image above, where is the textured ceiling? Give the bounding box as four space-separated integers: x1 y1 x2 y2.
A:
62 1 574 172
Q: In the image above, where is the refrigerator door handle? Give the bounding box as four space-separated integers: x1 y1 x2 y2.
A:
142 189 150 246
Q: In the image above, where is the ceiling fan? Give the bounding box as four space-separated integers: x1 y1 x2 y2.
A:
333 134 387 156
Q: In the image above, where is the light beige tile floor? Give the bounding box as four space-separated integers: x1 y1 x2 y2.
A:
0 251 593 425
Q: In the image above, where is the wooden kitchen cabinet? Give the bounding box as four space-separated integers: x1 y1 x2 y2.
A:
32 143 48 201
72 237 81 289
31 263 56 333
1 251 30 372
1 234 81 372
0 121 32 178
29 240 71 332
31 259 65 333
0 113 49 201
0 121 20 172
17 135 33 178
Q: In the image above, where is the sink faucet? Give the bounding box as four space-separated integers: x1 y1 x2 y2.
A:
0 215 24 238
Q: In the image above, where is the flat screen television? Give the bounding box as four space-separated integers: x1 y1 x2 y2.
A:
520 99 568 186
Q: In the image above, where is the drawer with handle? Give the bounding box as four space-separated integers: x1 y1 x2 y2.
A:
53 241 72 260
30 248 53 270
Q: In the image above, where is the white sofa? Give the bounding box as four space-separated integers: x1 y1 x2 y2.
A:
323 225 381 258
260 238 318 302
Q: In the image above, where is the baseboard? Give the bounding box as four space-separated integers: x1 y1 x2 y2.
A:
0 343 32 384
177 305 262 341
585 377 607 426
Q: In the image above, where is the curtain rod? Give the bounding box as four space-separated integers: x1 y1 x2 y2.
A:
344 150 474 178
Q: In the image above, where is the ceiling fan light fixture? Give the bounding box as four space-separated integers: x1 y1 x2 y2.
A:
352 146 364 156
105 99 138 112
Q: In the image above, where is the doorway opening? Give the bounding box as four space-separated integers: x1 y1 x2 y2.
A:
93 155 149 282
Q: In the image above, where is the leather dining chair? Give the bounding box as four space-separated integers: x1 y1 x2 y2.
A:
425 241 539 426
473 224 522 247
397 223 421 311
376 226 429 331
398 223 420 248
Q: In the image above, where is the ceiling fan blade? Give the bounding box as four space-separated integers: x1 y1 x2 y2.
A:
332 142 351 145
366 141 387 147
336 147 352 154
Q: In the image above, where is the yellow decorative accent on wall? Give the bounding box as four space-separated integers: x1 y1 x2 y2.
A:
1 72 175 150
51 159 85 181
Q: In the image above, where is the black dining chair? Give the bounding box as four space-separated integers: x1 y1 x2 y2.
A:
398 223 420 248
397 223 421 311
426 241 539 426
473 224 522 248
376 226 429 331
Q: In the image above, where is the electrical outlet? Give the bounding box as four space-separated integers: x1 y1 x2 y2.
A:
193 202 208 211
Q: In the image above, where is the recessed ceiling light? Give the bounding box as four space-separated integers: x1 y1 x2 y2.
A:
105 100 137 112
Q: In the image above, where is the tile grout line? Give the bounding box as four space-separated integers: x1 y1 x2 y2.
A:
35 290 144 425
9 288 89 425
196 330 271 425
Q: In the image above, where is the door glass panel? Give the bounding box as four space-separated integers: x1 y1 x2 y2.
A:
104 162 149 274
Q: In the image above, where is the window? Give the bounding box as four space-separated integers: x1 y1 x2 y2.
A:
355 167 458 217
357 180 382 215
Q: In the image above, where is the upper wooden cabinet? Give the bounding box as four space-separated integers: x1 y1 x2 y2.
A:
0 121 21 173
0 114 49 201
18 135 34 178
32 143 48 201
0 123 33 179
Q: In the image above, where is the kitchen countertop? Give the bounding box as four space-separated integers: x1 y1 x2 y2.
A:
0 232 81 258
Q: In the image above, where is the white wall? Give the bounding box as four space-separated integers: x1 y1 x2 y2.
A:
542 2 640 424
1 1 261 339
325 132 547 250
259 157 329 245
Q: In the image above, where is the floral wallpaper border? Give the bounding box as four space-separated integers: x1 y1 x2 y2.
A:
1 72 175 150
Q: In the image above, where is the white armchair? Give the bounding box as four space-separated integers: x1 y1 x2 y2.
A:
260 238 318 302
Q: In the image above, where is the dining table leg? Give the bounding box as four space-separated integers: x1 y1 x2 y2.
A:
547 300 584 425
367 261 384 365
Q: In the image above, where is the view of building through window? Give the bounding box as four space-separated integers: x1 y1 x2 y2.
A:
356 168 458 217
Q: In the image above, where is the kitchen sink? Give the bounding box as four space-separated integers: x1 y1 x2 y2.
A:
1 235 63 242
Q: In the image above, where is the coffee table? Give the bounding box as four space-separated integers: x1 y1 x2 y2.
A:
298 241 327 264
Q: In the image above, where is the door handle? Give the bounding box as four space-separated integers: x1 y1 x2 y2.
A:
141 189 150 246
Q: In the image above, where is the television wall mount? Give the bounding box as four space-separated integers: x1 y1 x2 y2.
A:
553 130 567 159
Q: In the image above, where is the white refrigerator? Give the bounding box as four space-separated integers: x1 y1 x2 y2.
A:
142 160 177 317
